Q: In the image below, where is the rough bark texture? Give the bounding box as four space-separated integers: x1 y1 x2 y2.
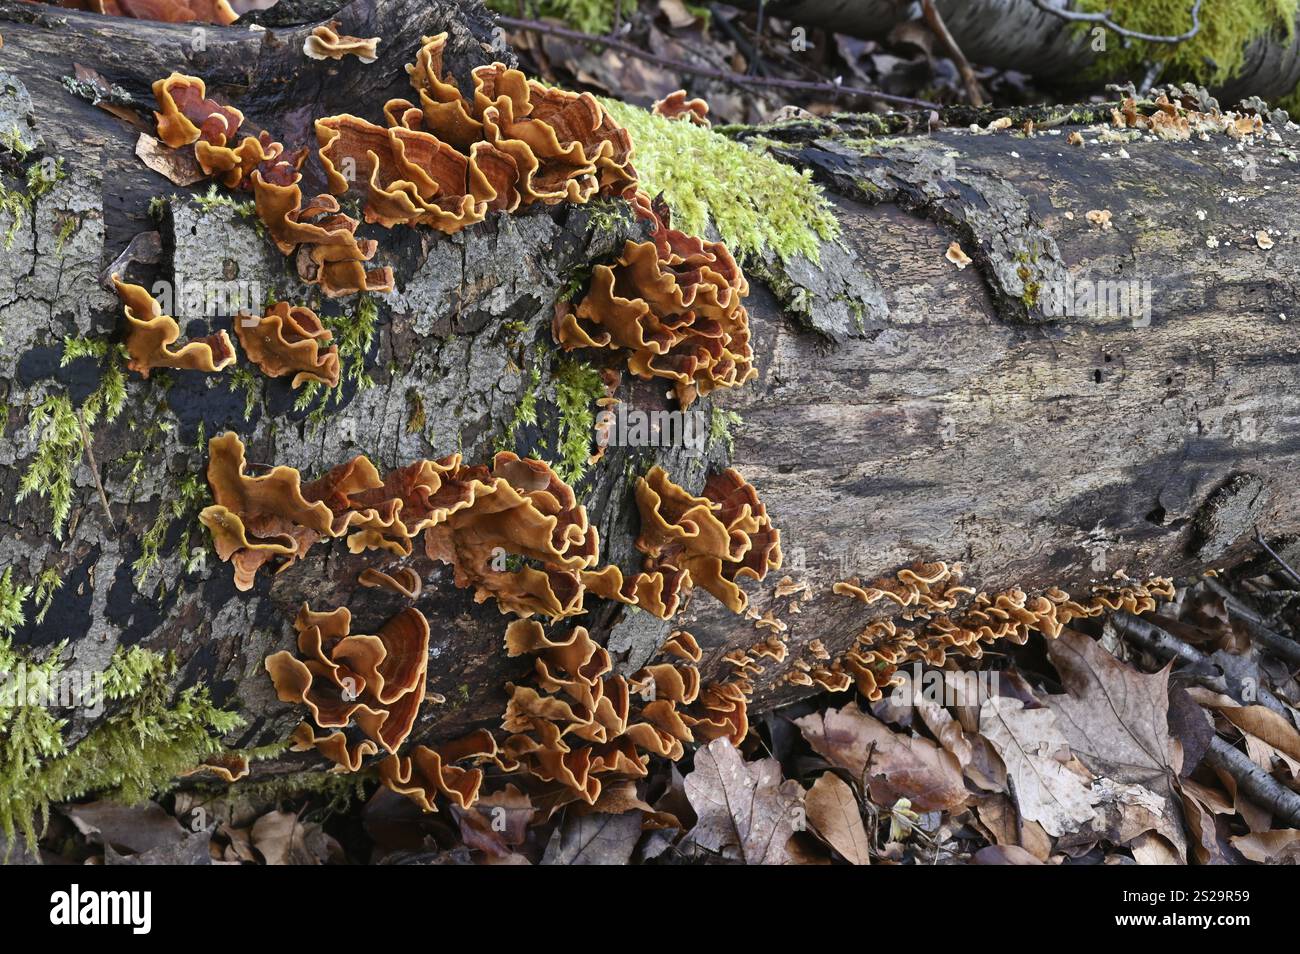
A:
1 0 1297 787
729 0 1300 102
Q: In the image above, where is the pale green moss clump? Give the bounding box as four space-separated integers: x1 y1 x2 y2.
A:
601 99 841 264
16 340 127 538
486 0 618 34
498 363 542 455
0 639 243 850
1080 0 1297 85
552 358 605 484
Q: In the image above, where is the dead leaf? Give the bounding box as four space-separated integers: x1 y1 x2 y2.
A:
136 133 206 186
62 801 189 855
1046 630 1175 790
979 695 1100 837
974 794 1051 861
657 0 699 29
250 810 341 865
795 701 968 812
1129 831 1182 865
972 844 1045 864
684 737 804 865
805 772 871 865
542 810 643 865
1231 829 1300 863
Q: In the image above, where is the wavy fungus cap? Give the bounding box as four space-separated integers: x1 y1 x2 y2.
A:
111 275 235 378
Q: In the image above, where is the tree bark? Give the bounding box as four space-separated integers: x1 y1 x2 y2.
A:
1 0 1298 786
727 0 1300 102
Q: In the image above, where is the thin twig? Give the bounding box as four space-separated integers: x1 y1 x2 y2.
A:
1028 0 1203 44
495 15 941 109
748 0 767 77
920 0 984 107
1256 530 1300 589
1202 576 1300 665
76 407 115 532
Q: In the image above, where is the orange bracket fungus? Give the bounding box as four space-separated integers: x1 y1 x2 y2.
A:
233 301 340 390
831 562 1177 701
265 603 430 769
495 619 751 807
587 465 781 617
312 33 635 236
304 21 381 64
111 275 235 378
555 192 757 407
652 90 711 127
150 72 392 297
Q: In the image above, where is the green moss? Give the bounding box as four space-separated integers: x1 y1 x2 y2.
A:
53 215 77 253
32 567 61 626
17 395 81 538
17 342 127 538
192 183 256 219
1079 0 1297 85
0 125 31 160
601 99 841 263
0 568 31 636
227 366 261 422
0 180 27 250
498 364 541 454
406 387 426 435
552 358 604 484
709 408 742 457
485 0 619 33
132 473 210 591
0 644 243 852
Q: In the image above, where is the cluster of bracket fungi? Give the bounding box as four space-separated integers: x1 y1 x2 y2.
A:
107 25 1181 815
826 563 1177 701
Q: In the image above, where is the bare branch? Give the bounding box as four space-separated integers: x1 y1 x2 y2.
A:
1028 0 1203 45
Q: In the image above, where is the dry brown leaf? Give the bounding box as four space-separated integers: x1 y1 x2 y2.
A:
805 772 871 865
1231 828 1300 863
972 844 1045 864
684 737 804 865
795 701 968 812
979 695 1100 837
974 794 1052 861
250 810 341 865
541 810 643 865
1046 630 1175 789
135 133 206 186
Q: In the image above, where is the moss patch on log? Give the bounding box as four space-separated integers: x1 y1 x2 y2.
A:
0 640 243 851
601 99 841 263
1080 0 1297 86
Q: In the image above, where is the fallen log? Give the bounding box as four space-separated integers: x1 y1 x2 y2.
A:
0 0 1297 821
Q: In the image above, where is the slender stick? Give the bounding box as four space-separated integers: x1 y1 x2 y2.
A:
76 407 115 532
494 15 941 109
1028 0 1203 44
1256 530 1300 589
920 0 983 107
1113 612 1289 717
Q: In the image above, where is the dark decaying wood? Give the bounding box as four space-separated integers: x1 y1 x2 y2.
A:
0 0 1297 784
